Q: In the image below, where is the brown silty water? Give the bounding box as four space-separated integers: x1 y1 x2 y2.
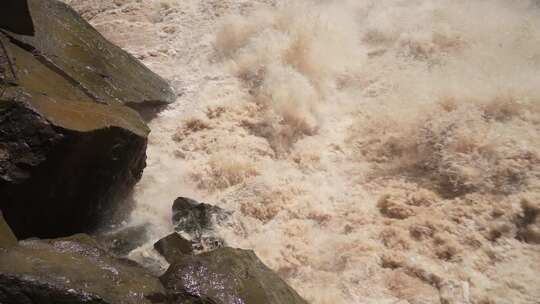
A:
63 0 540 303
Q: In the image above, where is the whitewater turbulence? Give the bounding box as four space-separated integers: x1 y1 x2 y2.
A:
65 0 540 303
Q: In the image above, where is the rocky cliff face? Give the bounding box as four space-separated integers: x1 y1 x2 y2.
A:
0 0 173 238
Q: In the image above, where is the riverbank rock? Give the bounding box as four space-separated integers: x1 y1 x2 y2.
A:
0 88 148 238
0 233 168 304
2 0 175 109
0 0 174 238
160 247 308 304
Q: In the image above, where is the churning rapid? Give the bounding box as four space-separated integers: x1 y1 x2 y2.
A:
64 0 540 303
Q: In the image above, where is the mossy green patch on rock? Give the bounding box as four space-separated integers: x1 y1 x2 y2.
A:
0 33 93 103
2 87 149 136
2 0 175 108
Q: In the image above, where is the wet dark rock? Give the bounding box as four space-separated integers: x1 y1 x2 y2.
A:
154 233 194 263
0 0 174 239
172 197 230 253
0 233 168 304
172 197 229 238
97 223 150 257
1 0 175 110
0 212 17 249
0 0 35 36
0 90 148 239
161 247 308 304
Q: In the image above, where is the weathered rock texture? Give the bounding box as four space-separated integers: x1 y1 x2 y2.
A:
0 233 168 304
2 0 175 108
0 0 174 238
161 247 308 304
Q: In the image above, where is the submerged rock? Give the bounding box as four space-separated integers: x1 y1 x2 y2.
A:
154 233 194 263
0 233 168 304
97 223 150 257
161 247 308 304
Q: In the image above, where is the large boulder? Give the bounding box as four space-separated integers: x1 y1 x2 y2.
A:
172 197 230 252
0 87 148 238
160 247 308 304
0 233 168 304
0 0 174 238
1 0 175 109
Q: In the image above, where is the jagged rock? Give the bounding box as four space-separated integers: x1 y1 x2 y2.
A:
160 247 308 304
154 233 194 263
0 212 17 249
172 197 228 237
0 233 168 304
172 197 230 252
97 223 150 257
0 0 175 239
1 0 175 110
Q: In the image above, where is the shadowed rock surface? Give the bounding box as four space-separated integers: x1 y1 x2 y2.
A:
0 88 148 238
0 212 17 249
0 0 35 35
161 247 308 304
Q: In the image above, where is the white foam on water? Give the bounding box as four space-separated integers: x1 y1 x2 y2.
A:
66 0 540 303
